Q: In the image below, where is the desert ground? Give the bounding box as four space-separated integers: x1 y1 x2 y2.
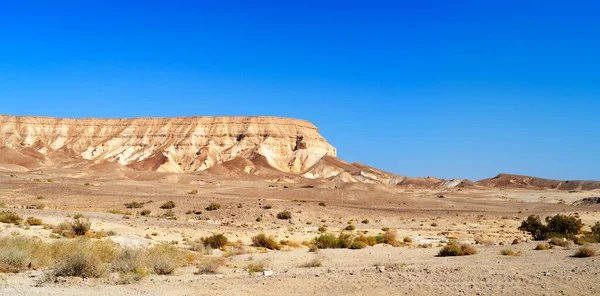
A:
0 168 599 295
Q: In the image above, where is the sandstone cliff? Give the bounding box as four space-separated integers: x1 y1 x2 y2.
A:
0 115 336 174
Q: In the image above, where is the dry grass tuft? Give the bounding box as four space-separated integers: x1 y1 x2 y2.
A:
573 246 596 258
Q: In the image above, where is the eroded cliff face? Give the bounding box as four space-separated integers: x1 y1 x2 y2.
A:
0 115 336 173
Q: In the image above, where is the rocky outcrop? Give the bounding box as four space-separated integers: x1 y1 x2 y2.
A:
0 115 336 174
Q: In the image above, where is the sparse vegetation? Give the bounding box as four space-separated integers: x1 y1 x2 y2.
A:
140 209 151 216
205 202 221 211
438 241 477 257
345 224 356 231
318 225 327 232
318 202 326 207
160 201 176 209
276 210 292 220
403 237 413 243
361 219 370 224
251 234 281 250
263 204 273 210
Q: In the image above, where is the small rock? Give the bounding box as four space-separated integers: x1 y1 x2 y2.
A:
263 270 273 277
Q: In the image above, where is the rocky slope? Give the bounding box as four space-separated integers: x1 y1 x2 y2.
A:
0 115 336 174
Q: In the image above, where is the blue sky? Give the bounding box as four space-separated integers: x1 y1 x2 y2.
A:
1 1 598 180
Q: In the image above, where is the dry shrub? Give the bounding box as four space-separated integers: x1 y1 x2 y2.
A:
146 244 186 275
197 257 226 274
0 211 22 225
52 239 120 278
53 218 91 237
54 252 110 278
201 233 228 249
189 239 212 255
111 248 146 274
403 237 413 243
438 241 477 257
26 217 43 226
205 202 221 211
251 234 281 250
0 236 50 272
276 210 292 220
383 230 399 246
160 201 176 209
345 224 356 231
573 246 596 258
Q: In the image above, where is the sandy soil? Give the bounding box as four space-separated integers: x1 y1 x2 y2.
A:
0 169 599 295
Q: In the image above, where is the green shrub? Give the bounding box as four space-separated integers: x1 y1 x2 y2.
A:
251 234 281 250
73 213 84 219
201 233 228 249
318 225 327 232
438 242 477 257
313 233 353 249
519 214 583 240
205 202 221 211
591 222 600 242
276 210 292 220
345 224 356 231
0 211 22 225
361 219 370 224
349 241 368 249
160 201 176 209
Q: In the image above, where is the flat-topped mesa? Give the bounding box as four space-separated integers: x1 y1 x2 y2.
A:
0 115 337 173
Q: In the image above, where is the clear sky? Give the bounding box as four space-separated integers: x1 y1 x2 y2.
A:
1 1 598 181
